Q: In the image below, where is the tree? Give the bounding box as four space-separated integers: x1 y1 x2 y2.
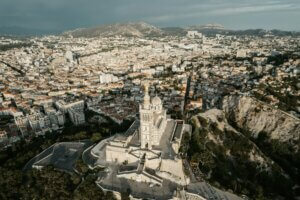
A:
255 186 267 200
91 132 102 143
75 158 89 174
121 191 130 200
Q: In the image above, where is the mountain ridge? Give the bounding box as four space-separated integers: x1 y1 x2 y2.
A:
62 22 164 38
63 22 300 38
1 22 300 37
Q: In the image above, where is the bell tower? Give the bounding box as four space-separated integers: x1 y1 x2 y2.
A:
139 82 153 149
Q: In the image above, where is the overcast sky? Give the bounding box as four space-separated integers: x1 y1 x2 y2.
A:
1 0 300 31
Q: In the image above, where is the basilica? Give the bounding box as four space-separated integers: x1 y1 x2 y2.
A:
84 84 241 200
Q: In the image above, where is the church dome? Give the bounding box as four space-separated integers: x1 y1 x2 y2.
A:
152 96 162 105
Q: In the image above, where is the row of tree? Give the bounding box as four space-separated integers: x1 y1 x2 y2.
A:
0 42 33 51
0 166 116 200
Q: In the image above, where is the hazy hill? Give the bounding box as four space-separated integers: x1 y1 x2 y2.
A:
188 23 225 30
161 27 187 37
0 26 61 36
63 22 164 38
185 25 300 37
1 22 299 37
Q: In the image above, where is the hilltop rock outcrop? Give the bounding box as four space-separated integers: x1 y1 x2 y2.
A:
187 95 300 199
222 95 300 143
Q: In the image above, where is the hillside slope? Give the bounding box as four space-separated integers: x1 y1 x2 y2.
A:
187 96 300 199
63 22 164 38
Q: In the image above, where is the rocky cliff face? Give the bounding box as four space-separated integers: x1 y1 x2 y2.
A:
188 95 300 199
222 95 300 144
191 109 272 166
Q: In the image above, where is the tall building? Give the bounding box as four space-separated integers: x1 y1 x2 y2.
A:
65 50 74 63
187 31 203 39
99 73 119 84
55 100 85 126
68 108 85 126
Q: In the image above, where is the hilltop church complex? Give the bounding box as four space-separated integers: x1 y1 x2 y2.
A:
84 84 241 200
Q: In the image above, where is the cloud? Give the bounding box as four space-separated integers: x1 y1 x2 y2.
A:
0 0 299 31
209 3 297 15
145 0 299 23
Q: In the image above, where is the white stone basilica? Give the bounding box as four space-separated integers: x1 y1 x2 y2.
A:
85 84 242 200
87 83 190 191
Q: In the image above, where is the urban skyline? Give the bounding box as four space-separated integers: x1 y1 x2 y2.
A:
0 1 299 199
